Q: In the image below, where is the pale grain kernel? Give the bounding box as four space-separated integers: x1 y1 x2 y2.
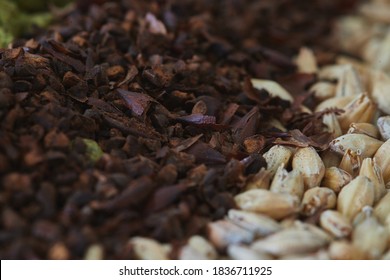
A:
370 70 390 115
129 237 169 260
347 122 379 138
227 244 273 260
377 116 390 141
245 168 272 190
337 175 375 221
227 209 282 237
322 167 352 193
319 64 351 81
295 47 318 74
278 249 330 260
328 240 364 260
270 165 304 200
251 226 330 256
373 139 390 184
48 243 69 260
323 113 343 138
301 187 337 216
339 148 362 177
263 145 293 176
337 94 376 132
373 192 390 225
309 81 336 101
84 244 104 260
359 158 386 203
250 79 293 102
329 133 383 158
179 235 217 260
292 147 325 189
320 150 342 169
334 64 364 98
352 208 388 259
320 210 352 238
234 189 300 220
207 220 254 250
315 95 355 113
